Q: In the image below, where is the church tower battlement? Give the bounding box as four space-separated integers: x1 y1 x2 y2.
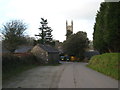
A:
66 20 73 39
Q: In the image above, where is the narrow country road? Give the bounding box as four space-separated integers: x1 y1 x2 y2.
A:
3 62 118 88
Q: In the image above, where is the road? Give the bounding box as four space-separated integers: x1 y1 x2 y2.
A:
3 62 118 88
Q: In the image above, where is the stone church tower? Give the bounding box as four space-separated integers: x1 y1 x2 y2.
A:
66 20 73 39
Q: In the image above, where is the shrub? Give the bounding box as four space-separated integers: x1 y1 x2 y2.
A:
2 53 43 80
2 53 41 73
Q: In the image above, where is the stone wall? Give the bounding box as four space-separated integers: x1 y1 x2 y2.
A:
31 45 48 64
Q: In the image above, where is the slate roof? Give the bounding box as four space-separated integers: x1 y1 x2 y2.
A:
39 44 59 53
84 50 100 59
15 46 33 53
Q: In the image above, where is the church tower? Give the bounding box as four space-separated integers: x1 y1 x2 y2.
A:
66 20 73 39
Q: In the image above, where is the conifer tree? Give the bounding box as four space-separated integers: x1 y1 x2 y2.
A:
93 2 120 53
35 18 53 44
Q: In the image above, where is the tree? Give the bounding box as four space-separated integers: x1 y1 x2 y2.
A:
103 2 120 52
35 18 53 44
66 30 73 39
93 3 108 53
2 20 27 53
63 31 89 60
93 2 120 53
23 35 35 45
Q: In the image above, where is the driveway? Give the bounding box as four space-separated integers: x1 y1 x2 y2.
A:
3 62 118 88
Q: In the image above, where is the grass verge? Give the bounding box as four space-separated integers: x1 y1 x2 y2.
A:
87 53 120 80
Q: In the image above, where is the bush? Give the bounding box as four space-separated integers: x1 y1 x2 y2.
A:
2 53 41 80
2 53 18 72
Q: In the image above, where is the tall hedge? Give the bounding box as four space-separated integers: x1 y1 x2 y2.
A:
93 2 120 53
2 53 40 73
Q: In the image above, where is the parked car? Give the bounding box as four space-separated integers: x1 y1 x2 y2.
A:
60 56 65 61
70 56 76 61
65 56 70 61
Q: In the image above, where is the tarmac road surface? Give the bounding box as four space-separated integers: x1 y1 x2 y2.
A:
3 62 118 88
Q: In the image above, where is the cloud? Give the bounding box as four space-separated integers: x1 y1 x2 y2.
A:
61 2 101 21
0 0 103 42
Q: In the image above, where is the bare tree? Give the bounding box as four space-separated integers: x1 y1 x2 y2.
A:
2 20 27 53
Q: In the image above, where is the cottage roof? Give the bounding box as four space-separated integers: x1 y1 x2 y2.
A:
84 51 100 58
15 45 33 53
38 44 59 53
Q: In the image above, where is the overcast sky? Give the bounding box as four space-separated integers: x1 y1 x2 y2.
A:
0 0 105 42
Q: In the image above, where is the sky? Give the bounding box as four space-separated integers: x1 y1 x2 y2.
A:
0 0 105 42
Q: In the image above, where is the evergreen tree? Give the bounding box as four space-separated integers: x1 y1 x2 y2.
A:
93 2 120 53
103 2 120 52
93 3 108 53
35 18 53 44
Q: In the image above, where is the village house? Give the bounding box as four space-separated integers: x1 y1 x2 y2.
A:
31 44 60 64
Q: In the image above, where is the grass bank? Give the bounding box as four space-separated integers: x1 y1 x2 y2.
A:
87 53 120 80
